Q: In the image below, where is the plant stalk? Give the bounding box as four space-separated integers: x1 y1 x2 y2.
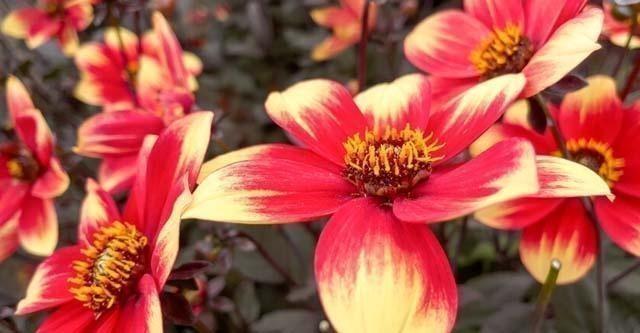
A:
531 259 562 333
357 0 372 92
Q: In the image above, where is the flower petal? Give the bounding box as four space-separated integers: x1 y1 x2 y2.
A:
31 157 69 199
17 196 58 257
75 110 165 158
130 112 212 238
310 7 354 28
265 79 367 165
520 200 597 284
475 197 564 230
0 8 45 39
532 155 612 198
0 216 19 262
521 7 603 97
115 274 162 333
596 194 640 257
78 179 121 246
185 154 355 224
6 76 35 120
558 75 623 143
198 143 342 183
15 245 83 315
13 109 55 166
524 0 587 48
311 36 355 61
152 11 189 88
470 122 556 158
315 198 457 332
354 74 431 132
426 73 526 163
98 155 138 194
404 10 489 78
394 138 539 223
0 181 28 223
464 0 524 30
36 302 95 333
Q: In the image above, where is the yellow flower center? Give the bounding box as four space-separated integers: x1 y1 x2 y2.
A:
470 25 534 80
69 222 147 317
5 152 39 182
343 124 444 197
564 138 625 188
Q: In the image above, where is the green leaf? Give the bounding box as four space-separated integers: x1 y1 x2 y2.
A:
251 310 321 333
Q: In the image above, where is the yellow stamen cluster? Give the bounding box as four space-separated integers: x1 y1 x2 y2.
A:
6 159 24 179
5 153 39 182
69 222 147 317
470 25 534 79
343 124 444 197
565 138 625 187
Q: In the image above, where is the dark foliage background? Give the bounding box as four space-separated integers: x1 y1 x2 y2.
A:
0 0 639 332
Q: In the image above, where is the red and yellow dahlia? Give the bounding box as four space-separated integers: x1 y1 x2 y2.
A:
310 0 377 61
471 76 634 284
74 12 204 194
15 111 213 332
404 0 603 98
0 77 69 262
179 73 605 331
74 25 202 112
1 0 93 56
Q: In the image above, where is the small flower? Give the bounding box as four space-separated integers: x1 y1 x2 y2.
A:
471 76 635 284
74 12 205 194
0 77 69 262
184 73 546 331
404 0 603 98
14 111 213 332
310 0 377 61
0 0 94 56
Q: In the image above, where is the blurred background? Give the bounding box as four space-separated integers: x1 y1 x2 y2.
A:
0 0 639 332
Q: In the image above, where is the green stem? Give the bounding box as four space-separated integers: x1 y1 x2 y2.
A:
531 259 562 333
356 0 372 92
607 258 640 289
613 17 637 78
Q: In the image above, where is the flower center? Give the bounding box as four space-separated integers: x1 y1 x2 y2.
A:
69 222 147 317
566 138 624 187
343 124 444 197
470 25 534 80
2 146 39 182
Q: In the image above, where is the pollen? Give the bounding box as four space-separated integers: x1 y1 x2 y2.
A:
565 138 625 188
6 159 24 179
470 25 534 80
69 221 147 317
5 153 39 182
343 124 444 197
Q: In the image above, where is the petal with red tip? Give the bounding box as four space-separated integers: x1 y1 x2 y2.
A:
152 11 189 88
24 17 59 50
521 7 603 98
355 74 431 132
5 76 35 120
265 80 366 165
404 10 489 78
78 179 121 246
464 0 524 30
596 194 640 257
132 112 212 237
13 110 55 166
394 138 539 223
426 74 526 163
520 200 597 284
198 143 342 183
17 196 58 257
311 36 355 61
98 155 138 194
122 136 157 229
36 302 94 333
115 274 162 333
31 158 69 198
315 198 457 332
524 0 587 48
0 216 19 262
15 245 83 314
0 8 45 39
185 151 354 224
75 111 165 158
559 75 622 143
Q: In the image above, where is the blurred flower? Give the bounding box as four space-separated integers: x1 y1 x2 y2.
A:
74 12 204 194
213 3 231 22
603 0 640 48
404 0 603 98
14 112 213 332
0 77 69 262
471 76 636 285
310 0 378 61
183 73 551 331
0 0 94 56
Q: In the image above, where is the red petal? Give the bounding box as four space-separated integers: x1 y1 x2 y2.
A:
31 157 69 199
36 302 94 333
524 0 587 48
596 194 640 257
114 274 162 333
17 196 58 257
0 216 19 262
78 179 121 246
464 0 524 30
315 198 457 332
98 155 138 194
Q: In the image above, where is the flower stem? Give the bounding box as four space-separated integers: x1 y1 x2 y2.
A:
450 216 469 276
531 258 562 333
607 259 640 288
535 94 606 333
236 231 298 286
108 2 138 105
613 18 638 78
357 0 372 93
